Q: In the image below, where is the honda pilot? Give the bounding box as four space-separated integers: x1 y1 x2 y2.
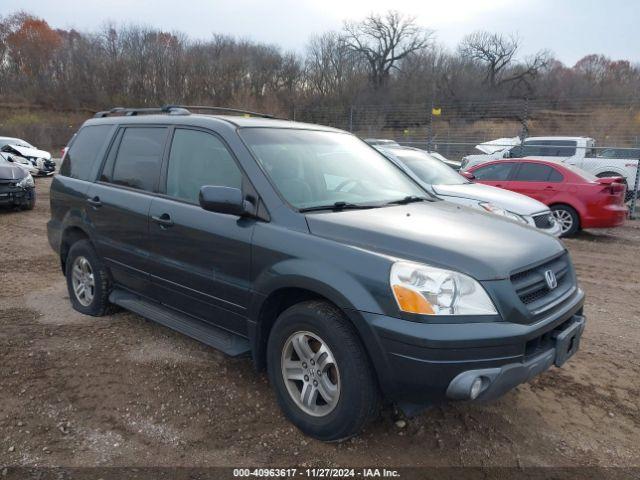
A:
48 106 586 441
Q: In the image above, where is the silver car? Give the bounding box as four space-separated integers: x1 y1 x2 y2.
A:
378 146 562 237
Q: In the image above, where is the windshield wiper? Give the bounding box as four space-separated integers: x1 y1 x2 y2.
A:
384 195 429 205
299 201 379 213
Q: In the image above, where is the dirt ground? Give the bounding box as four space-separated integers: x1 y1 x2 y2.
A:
1 176 639 470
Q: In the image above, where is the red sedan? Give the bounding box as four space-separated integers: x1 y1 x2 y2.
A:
464 159 628 237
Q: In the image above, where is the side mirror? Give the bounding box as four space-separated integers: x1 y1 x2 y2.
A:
461 171 475 180
199 186 252 216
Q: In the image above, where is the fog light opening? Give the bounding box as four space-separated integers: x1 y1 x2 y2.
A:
470 377 483 400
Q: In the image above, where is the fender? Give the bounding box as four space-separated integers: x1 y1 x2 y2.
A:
247 257 397 390
250 257 388 316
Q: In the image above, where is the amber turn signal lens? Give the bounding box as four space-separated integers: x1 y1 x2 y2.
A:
392 285 435 314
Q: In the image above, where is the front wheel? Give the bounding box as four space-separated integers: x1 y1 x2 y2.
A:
267 301 380 441
551 204 580 237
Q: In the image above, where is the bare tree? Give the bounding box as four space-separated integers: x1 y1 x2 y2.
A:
459 31 549 90
342 11 433 89
304 32 363 98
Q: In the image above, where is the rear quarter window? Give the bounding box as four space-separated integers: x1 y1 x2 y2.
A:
59 125 113 180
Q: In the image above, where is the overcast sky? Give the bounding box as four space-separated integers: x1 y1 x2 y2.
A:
3 0 639 65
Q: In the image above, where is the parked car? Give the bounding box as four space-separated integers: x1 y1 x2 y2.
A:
0 152 36 210
377 146 561 236
48 106 586 441
465 158 628 237
460 136 638 201
363 138 400 147
0 136 56 176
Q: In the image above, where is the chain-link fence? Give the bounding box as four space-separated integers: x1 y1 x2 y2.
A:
293 97 640 218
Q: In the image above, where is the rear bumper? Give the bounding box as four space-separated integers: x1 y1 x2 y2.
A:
582 204 627 228
352 287 585 406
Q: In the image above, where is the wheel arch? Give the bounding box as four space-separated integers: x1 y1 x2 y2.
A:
59 225 92 273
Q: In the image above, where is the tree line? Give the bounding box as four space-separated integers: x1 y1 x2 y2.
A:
1 10 639 117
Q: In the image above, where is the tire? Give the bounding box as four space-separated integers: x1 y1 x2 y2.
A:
551 204 580 237
65 239 113 316
21 189 36 210
267 300 380 441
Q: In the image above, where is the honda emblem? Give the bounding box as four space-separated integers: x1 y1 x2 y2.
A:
544 270 558 290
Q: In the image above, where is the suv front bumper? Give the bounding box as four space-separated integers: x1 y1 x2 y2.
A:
352 287 585 406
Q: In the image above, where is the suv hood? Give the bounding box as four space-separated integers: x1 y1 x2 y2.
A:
433 183 549 216
0 161 29 180
1 144 51 160
306 201 564 281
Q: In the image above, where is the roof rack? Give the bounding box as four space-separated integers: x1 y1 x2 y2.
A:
166 105 276 119
93 106 190 118
94 105 276 119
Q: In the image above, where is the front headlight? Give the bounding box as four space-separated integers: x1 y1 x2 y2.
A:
390 261 497 316
17 174 34 188
478 202 527 224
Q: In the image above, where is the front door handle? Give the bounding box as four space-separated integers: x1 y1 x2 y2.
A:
151 213 174 228
86 196 102 208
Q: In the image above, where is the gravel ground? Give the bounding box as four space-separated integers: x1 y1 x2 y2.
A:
0 177 639 470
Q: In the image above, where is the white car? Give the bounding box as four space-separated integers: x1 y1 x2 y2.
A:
0 136 55 176
460 136 638 200
378 146 562 236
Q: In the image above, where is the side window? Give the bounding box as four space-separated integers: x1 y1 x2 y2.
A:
523 140 577 157
472 162 514 181
104 127 167 192
59 125 112 180
512 163 553 182
549 167 564 182
165 129 242 203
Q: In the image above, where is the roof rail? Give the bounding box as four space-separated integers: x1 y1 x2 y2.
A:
93 106 190 118
165 105 276 119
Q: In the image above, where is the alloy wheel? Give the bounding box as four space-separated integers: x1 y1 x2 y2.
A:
281 331 341 417
71 256 95 307
552 209 574 235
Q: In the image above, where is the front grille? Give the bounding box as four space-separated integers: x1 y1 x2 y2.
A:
511 253 573 310
0 182 19 192
533 212 554 229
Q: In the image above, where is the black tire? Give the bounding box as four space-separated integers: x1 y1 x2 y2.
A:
551 204 580 237
65 239 113 316
267 300 380 441
21 189 36 210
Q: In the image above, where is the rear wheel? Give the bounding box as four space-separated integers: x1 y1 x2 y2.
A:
65 240 113 316
267 301 380 441
551 204 580 237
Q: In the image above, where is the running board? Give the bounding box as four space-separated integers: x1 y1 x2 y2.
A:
109 289 250 357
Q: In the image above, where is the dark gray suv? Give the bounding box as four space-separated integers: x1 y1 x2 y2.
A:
48 106 586 441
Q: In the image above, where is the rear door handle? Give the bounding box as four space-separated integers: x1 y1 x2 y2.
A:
86 196 102 208
151 213 174 228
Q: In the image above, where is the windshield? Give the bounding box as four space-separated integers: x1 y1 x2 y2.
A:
240 128 426 209
389 150 467 186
